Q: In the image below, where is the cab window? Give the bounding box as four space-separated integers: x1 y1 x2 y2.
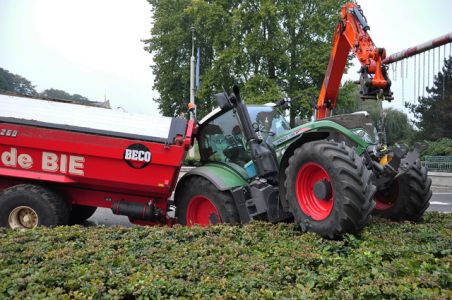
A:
198 109 250 167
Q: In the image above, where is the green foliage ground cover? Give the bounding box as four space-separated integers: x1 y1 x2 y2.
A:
0 213 450 299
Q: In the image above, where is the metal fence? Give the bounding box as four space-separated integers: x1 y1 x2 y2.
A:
422 156 452 172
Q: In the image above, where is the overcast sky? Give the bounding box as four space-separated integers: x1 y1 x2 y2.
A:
0 0 451 116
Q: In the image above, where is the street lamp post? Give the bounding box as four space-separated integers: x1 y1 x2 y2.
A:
189 27 196 158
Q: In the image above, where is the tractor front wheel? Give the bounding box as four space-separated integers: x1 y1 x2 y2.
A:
373 160 432 221
176 177 239 226
285 140 375 239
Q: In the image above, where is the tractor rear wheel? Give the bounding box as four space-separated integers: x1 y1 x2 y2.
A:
176 177 239 226
69 205 97 225
285 140 375 239
373 160 432 221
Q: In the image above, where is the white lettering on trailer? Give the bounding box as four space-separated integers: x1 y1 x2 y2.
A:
0 148 85 176
60 154 67 173
69 156 84 176
42 152 59 172
124 149 132 160
132 150 138 160
124 149 151 162
18 154 32 169
1 147 17 167
0 129 18 137
42 152 85 175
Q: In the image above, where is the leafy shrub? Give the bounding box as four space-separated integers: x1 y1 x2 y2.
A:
422 138 452 158
0 213 450 299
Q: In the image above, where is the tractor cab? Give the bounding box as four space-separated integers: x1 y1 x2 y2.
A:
196 104 290 174
197 107 251 169
247 105 291 145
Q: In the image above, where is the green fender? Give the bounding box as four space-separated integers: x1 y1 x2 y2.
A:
274 119 371 157
174 162 249 204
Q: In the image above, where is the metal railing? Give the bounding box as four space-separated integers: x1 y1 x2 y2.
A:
422 156 452 172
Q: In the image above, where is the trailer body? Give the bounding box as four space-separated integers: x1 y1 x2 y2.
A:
0 93 193 226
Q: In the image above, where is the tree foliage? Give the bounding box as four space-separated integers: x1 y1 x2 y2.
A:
383 108 414 145
39 88 90 102
421 138 452 157
335 81 415 145
407 56 452 140
0 68 37 96
0 67 92 103
145 0 350 120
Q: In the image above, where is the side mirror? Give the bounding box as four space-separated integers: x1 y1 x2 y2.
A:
215 92 233 111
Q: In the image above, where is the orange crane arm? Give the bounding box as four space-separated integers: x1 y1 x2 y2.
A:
316 2 393 120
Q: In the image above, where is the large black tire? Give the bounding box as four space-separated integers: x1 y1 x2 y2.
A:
0 184 70 229
373 160 432 221
176 177 239 226
69 205 97 225
285 140 375 239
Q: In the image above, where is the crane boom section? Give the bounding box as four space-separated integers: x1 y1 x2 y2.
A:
316 3 393 120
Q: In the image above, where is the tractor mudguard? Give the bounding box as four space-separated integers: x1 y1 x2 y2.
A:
175 163 249 205
275 120 371 156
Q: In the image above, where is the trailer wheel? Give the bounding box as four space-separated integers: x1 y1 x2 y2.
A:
176 177 239 226
69 205 97 225
0 184 70 229
374 160 432 221
285 140 375 239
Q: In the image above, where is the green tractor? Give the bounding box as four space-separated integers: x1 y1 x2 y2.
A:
175 86 432 238
175 3 432 238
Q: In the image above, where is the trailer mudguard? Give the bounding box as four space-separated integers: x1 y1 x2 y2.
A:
175 162 248 199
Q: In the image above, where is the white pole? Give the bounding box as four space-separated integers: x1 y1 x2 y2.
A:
189 27 196 158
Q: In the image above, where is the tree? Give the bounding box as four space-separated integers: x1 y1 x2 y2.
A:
335 81 415 145
335 80 382 127
39 88 90 102
420 138 452 158
407 56 452 140
0 68 37 96
144 0 349 120
335 81 360 113
382 108 414 145
1 67 95 105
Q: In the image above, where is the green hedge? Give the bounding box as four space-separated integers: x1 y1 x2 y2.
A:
0 213 451 299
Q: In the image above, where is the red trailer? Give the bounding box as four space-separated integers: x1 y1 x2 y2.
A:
0 93 193 228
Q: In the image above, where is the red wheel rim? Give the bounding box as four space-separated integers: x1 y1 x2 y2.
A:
295 162 334 221
375 180 399 210
186 195 221 226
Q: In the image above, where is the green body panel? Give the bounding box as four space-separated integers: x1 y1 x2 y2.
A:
271 119 372 161
184 162 249 191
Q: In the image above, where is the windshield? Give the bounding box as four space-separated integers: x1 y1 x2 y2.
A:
247 106 291 143
198 109 251 167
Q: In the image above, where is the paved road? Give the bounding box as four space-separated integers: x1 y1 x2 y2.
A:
428 192 452 213
86 193 452 227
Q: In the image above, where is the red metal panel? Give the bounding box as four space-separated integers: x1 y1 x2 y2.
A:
0 122 190 201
